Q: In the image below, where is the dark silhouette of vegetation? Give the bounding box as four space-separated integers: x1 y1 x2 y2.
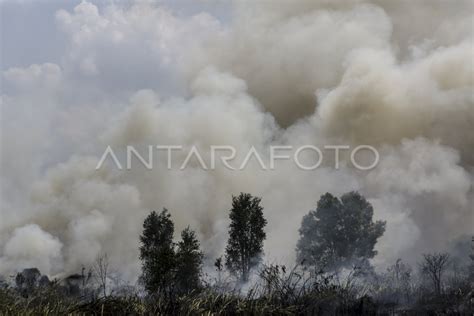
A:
1 194 472 315
2 257 472 315
296 191 386 272
469 236 474 282
175 227 203 294
93 253 109 298
139 209 176 295
139 209 204 296
225 193 267 282
419 252 450 295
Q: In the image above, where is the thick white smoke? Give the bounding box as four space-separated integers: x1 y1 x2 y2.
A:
0 224 63 276
1 0 473 281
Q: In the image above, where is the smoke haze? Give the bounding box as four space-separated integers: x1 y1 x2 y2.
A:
1 0 473 281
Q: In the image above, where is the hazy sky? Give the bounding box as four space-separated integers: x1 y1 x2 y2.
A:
1 0 230 70
1 1 79 69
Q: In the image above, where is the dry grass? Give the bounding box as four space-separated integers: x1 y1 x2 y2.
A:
0 265 472 315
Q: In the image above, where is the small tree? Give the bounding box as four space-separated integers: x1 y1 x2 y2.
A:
296 192 386 272
215 256 223 283
386 258 412 304
225 193 267 282
420 252 450 295
175 227 203 294
93 253 109 297
139 209 175 295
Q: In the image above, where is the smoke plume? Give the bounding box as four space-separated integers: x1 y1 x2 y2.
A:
1 0 473 281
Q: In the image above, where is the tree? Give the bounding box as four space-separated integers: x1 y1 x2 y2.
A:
385 259 412 304
214 256 223 283
93 253 109 297
175 227 203 294
139 209 176 295
420 253 450 295
225 193 267 282
296 192 386 272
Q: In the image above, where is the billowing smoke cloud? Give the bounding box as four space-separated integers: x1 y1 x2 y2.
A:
1 0 472 281
0 224 63 275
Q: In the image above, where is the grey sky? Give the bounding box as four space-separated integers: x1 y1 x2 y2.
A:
1 1 79 69
1 0 230 70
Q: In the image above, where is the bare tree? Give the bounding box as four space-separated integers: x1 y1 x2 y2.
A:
93 253 110 297
386 258 412 304
419 253 450 295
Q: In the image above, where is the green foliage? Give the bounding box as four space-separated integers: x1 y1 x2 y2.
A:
225 193 267 282
175 227 204 294
139 210 204 296
296 191 386 271
139 209 176 295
